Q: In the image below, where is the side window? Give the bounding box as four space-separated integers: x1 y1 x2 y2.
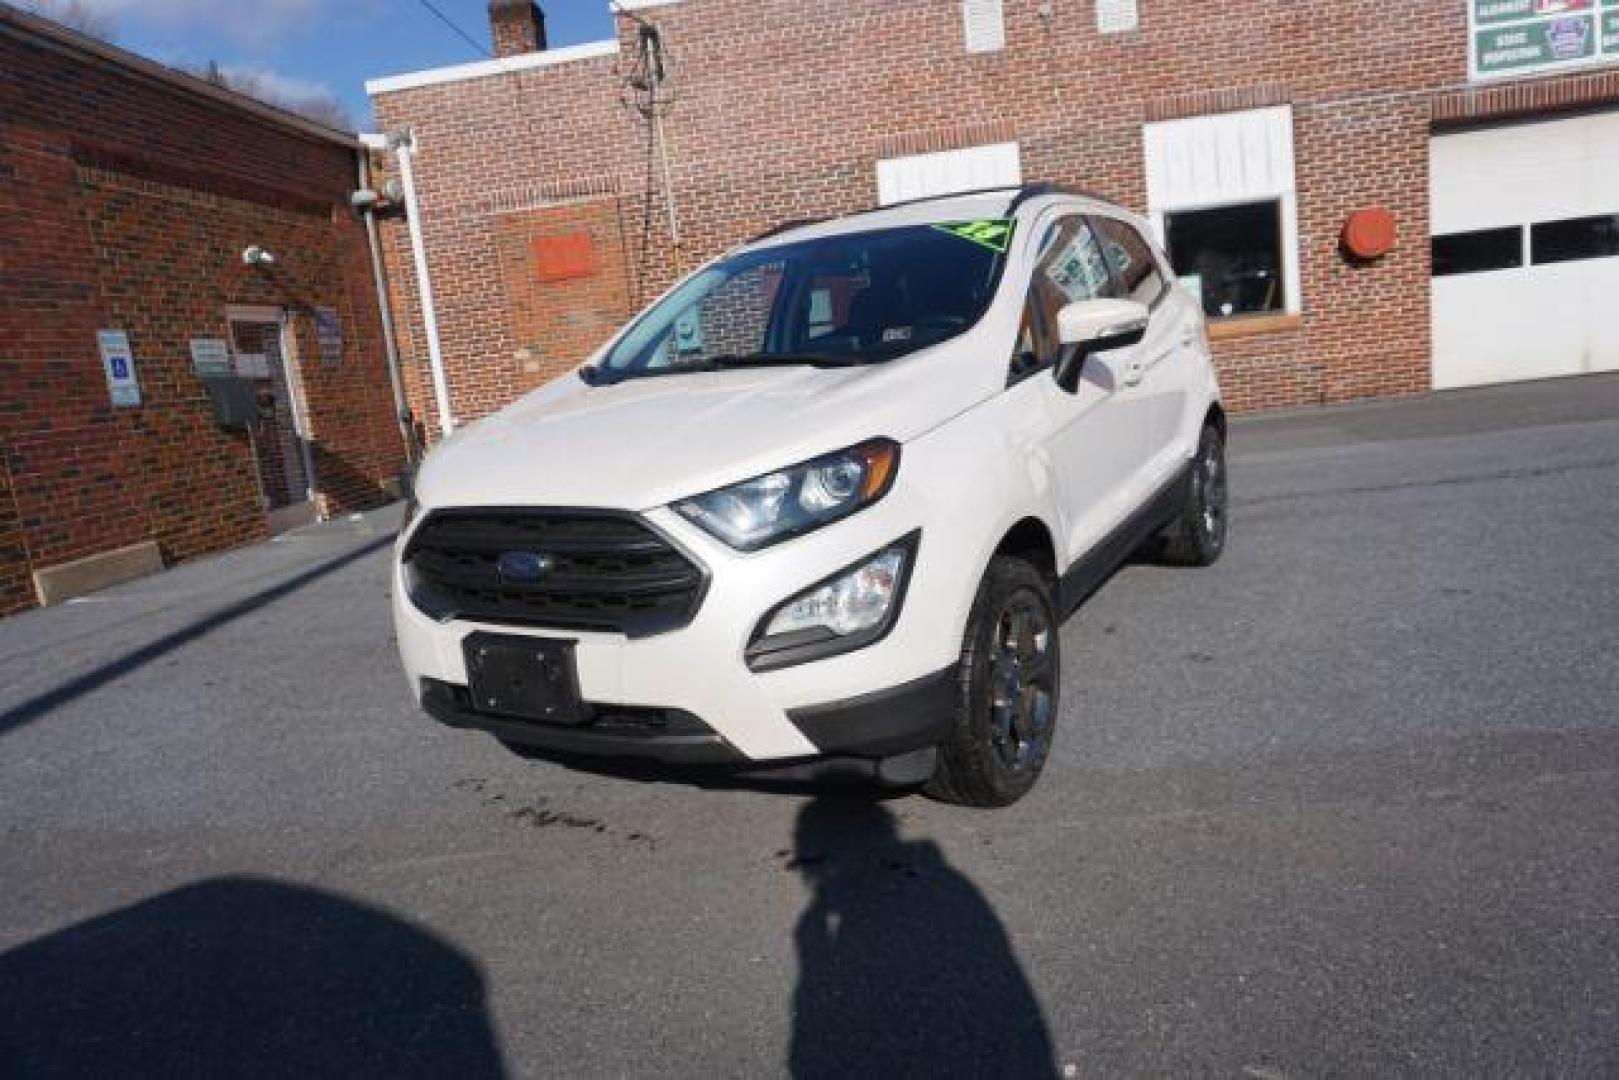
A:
1092 216 1168 307
1009 216 1117 384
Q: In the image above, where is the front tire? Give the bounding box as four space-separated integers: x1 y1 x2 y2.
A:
1160 423 1228 567
926 557 1060 808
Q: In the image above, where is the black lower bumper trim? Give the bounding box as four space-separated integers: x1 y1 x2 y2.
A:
420 680 743 765
785 667 955 758
421 665 956 769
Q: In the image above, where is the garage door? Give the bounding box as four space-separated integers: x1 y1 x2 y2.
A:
1430 111 1619 389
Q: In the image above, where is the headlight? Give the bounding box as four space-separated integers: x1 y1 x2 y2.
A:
674 439 899 551
745 533 919 672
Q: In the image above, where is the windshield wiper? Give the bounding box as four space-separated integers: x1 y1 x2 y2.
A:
706 352 861 369
580 352 857 386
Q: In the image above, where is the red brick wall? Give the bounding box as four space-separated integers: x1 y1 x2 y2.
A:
0 23 404 614
371 0 1610 430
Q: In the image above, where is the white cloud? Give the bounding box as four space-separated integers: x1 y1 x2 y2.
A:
76 0 325 47
216 64 333 104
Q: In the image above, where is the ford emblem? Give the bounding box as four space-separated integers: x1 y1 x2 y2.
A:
496 550 554 583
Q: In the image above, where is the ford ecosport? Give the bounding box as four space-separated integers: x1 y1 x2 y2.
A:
393 184 1227 806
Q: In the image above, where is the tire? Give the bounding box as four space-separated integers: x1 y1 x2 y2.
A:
1160 423 1228 567
925 557 1061 808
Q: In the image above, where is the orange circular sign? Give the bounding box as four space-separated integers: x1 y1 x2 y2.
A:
1343 208 1397 260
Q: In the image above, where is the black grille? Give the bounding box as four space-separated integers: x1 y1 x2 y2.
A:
403 508 707 637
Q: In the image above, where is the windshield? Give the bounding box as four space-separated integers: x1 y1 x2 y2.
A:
593 220 1016 381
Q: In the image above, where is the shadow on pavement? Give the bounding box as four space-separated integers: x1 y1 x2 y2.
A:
787 796 1055 1078
0 534 392 740
0 876 504 1077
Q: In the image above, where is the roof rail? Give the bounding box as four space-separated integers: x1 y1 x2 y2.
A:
866 182 1115 217
743 183 1121 248
746 217 824 244
1005 182 1115 214
865 184 1023 214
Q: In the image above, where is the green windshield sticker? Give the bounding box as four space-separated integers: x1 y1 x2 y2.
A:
932 219 1016 253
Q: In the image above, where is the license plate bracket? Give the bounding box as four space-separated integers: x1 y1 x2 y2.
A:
463 633 583 724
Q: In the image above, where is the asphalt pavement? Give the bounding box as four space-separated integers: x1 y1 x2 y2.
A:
2 374 1617 1077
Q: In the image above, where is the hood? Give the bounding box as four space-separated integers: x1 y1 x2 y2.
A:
413 347 994 512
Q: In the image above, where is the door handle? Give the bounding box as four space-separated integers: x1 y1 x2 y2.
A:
1123 360 1146 387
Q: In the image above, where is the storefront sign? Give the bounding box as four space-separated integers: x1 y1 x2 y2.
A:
1471 0 1619 79
314 306 343 363
189 338 232 377
96 330 141 407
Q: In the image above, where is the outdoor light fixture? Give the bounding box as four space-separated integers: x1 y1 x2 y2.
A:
242 245 276 267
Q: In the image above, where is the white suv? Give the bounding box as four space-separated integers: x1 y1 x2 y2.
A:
393 185 1226 806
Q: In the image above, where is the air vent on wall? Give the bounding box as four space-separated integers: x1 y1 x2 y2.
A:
963 0 1006 53
1097 0 1139 34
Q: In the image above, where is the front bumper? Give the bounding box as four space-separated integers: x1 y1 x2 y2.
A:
393 487 977 763
418 667 954 766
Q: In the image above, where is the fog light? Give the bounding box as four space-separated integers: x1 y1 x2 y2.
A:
745 532 919 672
767 548 904 638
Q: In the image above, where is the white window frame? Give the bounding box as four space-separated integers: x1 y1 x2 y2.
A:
962 0 1006 53
875 141 1022 207
1142 105 1302 317
1097 0 1139 34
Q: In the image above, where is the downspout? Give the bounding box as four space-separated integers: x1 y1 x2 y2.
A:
355 133 415 464
388 127 456 437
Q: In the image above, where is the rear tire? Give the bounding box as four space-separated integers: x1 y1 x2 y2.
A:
1160 423 1228 567
925 557 1060 808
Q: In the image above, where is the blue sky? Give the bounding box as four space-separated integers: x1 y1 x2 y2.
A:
65 0 616 127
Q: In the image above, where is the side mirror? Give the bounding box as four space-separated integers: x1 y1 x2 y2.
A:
1052 299 1149 393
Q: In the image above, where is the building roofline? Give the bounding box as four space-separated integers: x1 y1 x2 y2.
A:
365 39 620 97
0 3 359 149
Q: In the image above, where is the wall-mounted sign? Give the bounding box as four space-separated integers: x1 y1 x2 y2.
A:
532 232 599 283
236 352 271 379
673 307 704 355
96 330 141 407
189 338 232 377
1471 0 1619 80
314 306 343 363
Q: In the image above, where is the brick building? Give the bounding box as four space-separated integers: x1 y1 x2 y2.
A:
367 0 1619 437
1 6 408 615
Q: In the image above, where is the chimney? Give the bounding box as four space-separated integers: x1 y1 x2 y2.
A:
489 0 546 57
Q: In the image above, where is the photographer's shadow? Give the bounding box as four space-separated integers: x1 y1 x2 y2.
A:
0 876 504 1077
788 796 1056 1078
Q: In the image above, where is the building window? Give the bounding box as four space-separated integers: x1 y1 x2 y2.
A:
963 0 1005 53
1531 213 1619 265
1165 201 1287 317
1097 0 1139 34
1143 106 1301 320
1432 226 1524 277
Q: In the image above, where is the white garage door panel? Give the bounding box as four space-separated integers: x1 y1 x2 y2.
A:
1431 112 1619 232
1431 111 1619 389
1433 259 1619 389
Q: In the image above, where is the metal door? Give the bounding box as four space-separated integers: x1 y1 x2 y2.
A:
227 307 318 532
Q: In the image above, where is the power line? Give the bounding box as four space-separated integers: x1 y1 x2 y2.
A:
414 0 490 58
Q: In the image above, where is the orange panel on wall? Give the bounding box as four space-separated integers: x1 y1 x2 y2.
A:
531 232 599 282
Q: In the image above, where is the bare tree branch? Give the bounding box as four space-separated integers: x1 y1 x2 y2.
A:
15 0 116 40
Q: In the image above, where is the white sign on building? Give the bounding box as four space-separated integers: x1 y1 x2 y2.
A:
96 330 141 407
